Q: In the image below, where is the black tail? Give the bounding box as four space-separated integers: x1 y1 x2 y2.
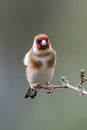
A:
24 87 37 99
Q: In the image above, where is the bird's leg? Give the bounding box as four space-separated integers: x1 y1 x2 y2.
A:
46 83 54 94
31 83 37 90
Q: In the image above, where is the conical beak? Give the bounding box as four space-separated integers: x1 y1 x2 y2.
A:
41 40 46 46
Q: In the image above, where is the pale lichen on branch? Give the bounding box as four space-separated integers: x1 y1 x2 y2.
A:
34 69 87 96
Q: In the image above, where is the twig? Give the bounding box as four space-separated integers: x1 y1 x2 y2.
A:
34 69 87 96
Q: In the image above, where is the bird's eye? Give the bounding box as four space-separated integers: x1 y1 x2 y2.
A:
46 38 48 42
36 40 41 44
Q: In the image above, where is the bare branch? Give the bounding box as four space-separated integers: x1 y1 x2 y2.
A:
34 69 87 96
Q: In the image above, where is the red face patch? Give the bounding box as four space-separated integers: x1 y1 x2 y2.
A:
36 42 50 50
35 34 48 41
34 34 50 50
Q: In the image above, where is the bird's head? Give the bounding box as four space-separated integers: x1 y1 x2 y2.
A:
33 34 52 54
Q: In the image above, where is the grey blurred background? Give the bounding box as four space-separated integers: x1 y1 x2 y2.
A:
0 0 87 130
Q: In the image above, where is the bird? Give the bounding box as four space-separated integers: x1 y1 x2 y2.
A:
23 34 57 99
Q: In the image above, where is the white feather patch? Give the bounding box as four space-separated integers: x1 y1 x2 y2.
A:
23 52 29 66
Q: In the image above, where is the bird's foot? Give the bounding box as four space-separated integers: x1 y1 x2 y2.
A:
31 83 41 90
46 83 54 94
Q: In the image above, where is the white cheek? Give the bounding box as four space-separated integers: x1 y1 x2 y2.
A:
33 44 39 53
33 40 36 45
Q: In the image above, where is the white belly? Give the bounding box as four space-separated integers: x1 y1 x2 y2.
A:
28 65 54 86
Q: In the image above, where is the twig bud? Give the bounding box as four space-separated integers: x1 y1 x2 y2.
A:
80 69 85 79
61 76 69 84
61 76 66 81
80 69 85 75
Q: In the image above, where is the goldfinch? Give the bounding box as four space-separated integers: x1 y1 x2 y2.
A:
23 34 56 98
